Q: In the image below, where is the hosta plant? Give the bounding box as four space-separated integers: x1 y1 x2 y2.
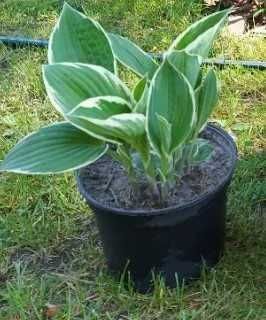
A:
0 3 229 203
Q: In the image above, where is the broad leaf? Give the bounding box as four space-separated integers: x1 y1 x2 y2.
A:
68 98 145 146
167 50 202 88
147 60 196 157
0 122 107 174
108 33 158 78
48 3 115 73
195 69 218 133
68 96 131 121
43 62 133 115
168 9 229 57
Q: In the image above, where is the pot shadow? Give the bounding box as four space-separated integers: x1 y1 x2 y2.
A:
9 216 105 278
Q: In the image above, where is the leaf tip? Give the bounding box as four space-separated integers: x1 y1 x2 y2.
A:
62 1 85 18
62 1 74 13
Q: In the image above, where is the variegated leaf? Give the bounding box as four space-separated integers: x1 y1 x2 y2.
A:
48 3 115 73
195 69 218 133
43 62 133 115
167 50 202 88
0 122 107 174
168 9 229 57
108 33 158 78
147 60 196 157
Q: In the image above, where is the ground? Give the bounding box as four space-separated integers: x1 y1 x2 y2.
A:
0 0 265 319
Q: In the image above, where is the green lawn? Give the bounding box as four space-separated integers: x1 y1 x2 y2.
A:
0 0 265 319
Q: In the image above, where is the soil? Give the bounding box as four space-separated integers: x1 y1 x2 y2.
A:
78 127 236 210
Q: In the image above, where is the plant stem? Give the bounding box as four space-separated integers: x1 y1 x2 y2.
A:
160 181 169 205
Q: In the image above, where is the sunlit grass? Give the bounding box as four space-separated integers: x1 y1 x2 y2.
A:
0 0 265 319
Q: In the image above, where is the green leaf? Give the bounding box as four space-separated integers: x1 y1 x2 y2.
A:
167 50 202 88
147 60 196 157
183 138 214 165
0 122 107 174
43 62 133 115
108 145 134 177
133 76 147 102
168 9 229 57
68 97 145 146
69 96 131 121
156 114 172 156
134 81 149 114
69 111 149 163
108 33 158 78
48 3 115 73
195 69 218 133
192 139 213 163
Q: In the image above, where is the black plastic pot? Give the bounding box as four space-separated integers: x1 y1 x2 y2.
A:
76 124 237 292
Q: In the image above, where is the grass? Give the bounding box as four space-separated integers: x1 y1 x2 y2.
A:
0 0 265 319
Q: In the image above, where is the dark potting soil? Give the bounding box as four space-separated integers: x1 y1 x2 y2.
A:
79 127 235 210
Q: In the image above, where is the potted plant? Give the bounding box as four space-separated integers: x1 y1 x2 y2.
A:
0 3 237 292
